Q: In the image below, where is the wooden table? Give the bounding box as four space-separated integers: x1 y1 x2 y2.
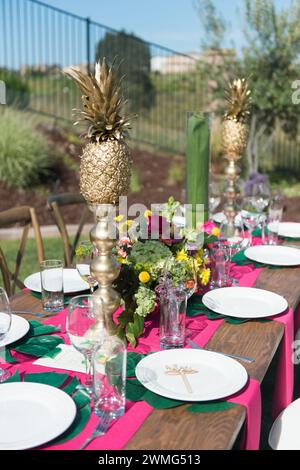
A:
10 263 300 450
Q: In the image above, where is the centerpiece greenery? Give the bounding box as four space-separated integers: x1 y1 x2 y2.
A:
76 198 220 346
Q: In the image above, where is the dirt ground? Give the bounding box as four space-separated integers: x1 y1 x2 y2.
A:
0 124 299 225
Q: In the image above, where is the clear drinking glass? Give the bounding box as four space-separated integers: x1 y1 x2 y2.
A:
0 287 12 382
209 242 230 289
250 183 270 243
40 260 64 312
94 336 126 418
159 286 187 349
267 207 283 245
241 198 261 246
75 241 98 294
67 295 105 394
219 217 245 285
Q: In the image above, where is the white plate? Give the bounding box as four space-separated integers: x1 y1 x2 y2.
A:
245 245 300 266
269 398 300 450
268 222 300 239
202 287 288 319
212 212 242 226
213 212 226 224
135 348 248 402
24 268 91 294
0 382 76 450
0 314 30 347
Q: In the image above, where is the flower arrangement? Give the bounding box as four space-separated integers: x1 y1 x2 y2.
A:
113 198 220 346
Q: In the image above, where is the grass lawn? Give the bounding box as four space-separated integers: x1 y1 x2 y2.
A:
0 237 76 289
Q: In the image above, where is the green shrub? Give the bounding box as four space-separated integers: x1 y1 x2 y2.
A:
0 69 30 109
0 109 49 188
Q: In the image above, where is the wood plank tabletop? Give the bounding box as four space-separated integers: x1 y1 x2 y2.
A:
10 260 300 450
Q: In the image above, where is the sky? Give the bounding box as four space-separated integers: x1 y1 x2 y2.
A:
44 0 288 53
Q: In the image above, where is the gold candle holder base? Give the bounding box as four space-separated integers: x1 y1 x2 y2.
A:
89 204 120 333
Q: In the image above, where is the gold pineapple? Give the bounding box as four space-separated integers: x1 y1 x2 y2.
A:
65 59 133 205
222 78 251 159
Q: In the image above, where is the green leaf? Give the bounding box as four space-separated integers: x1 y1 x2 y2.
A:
143 391 184 409
72 390 90 409
12 335 64 357
126 379 147 402
3 370 21 383
43 347 62 359
187 402 237 413
52 403 91 445
62 376 81 395
24 372 69 388
126 379 184 409
1 348 17 363
29 323 61 337
127 352 145 378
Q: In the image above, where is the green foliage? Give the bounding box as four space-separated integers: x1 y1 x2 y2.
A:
0 109 49 187
0 69 30 109
95 30 156 112
167 164 184 185
195 0 300 172
129 240 172 278
130 168 141 193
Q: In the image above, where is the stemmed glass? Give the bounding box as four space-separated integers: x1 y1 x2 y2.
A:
67 295 105 394
75 241 98 294
219 217 245 285
249 182 270 243
0 287 12 382
241 198 261 246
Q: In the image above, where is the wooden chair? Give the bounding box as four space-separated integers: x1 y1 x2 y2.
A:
47 192 90 267
0 206 45 296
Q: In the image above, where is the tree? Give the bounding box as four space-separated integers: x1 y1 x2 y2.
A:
195 0 300 172
95 31 156 112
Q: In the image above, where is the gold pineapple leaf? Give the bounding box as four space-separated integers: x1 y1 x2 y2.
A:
224 78 251 123
64 59 133 142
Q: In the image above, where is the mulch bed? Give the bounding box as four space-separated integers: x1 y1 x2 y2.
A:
0 124 299 225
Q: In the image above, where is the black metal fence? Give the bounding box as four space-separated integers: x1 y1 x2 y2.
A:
0 0 204 154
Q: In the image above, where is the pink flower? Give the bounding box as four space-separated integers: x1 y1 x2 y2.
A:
118 248 127 258
202 220 217 235
119 237 132 247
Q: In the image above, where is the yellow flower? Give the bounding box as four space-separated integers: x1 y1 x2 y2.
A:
176 249 188 262
115 215 125 223
199 268 211 286
144 209 152 219
117 257 127 264
139 271 151 283
212 227 220 237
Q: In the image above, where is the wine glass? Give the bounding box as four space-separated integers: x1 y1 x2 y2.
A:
75 241 98 293
0 287 12 382
241 198 261 246
67 295 105 394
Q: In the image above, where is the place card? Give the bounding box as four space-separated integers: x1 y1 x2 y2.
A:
33 344 86 373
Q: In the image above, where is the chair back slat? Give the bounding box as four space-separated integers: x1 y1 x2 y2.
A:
0 206 44 296
47 193 89 267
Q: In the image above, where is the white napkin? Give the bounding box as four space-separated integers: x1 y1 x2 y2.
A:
33 344 86 373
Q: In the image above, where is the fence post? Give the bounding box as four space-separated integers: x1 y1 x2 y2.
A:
86 16 91 74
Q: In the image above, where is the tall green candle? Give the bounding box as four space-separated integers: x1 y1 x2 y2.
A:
186 113 210 227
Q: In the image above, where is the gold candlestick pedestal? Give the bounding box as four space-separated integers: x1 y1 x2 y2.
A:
89 205 120 333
